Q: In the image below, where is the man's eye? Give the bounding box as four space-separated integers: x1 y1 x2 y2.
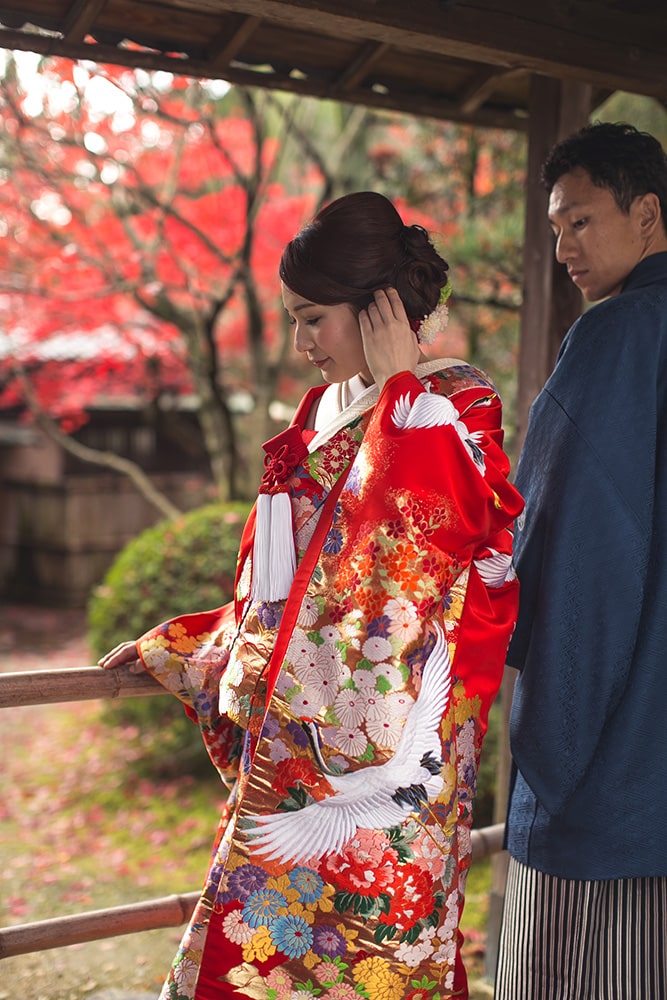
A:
573 217 587 230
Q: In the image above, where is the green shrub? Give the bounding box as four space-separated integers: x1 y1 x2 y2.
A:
88 501 252 777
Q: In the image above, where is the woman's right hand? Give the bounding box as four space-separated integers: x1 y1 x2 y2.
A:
358 287 422 390
98 640 142 672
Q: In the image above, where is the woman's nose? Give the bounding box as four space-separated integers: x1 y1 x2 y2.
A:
293 323 314 353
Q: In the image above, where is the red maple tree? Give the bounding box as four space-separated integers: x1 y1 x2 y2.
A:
0 53 528 500
0 56 332 498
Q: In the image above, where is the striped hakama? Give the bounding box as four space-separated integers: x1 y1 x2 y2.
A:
495 857 667 1000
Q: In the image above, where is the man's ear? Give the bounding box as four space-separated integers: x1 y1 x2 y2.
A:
637 192 662 237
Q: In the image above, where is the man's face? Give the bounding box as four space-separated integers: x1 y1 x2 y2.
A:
548 167 648 302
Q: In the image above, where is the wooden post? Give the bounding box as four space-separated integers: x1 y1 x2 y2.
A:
514 75 560 451
485 75 592 985
514 76 592 450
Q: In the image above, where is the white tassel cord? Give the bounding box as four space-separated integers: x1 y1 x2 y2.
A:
250 491 297 603
250 493 271 602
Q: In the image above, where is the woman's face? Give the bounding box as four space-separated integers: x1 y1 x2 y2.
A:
282 283 372 385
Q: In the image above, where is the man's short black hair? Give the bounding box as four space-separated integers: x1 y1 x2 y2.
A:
541 121 667 230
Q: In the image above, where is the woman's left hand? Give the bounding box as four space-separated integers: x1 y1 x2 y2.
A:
98 640 143 673
359 287 422 390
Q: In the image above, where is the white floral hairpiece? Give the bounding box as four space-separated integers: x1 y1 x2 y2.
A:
416 278 452 345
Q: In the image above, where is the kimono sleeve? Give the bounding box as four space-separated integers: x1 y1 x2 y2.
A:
362 369 523 559
137 603 242 777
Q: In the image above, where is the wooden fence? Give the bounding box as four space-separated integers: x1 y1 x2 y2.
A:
0 665 505 960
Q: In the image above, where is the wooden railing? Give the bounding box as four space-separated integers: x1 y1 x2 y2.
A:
0 665 505 960
2 663 163 707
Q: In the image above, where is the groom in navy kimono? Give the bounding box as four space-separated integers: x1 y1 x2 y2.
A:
496 122 667 999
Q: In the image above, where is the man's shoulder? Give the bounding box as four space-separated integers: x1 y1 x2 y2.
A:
564 278 667 356
587 285 667 322
581 258 667 326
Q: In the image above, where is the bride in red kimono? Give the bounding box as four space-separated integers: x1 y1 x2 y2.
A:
100 191 523 1000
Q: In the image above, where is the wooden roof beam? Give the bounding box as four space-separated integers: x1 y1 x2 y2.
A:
204 0 667 100
0 25 528 130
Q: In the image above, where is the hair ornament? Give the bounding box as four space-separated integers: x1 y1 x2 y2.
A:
415 278 452 345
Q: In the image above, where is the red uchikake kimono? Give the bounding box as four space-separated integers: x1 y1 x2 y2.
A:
136 360 524 1000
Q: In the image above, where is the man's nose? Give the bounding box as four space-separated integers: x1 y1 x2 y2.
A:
555 230 575 264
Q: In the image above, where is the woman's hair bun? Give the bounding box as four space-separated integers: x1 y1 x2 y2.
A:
280 192 449 321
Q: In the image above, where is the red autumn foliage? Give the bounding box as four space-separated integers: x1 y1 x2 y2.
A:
0 57 318 441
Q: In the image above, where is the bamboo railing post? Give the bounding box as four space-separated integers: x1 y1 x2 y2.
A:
0 664 166 707
0 892 200 958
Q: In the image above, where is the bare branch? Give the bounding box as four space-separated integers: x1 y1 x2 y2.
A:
12 365 182 521
454 293 521 313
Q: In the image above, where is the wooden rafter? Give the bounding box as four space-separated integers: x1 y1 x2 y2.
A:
0 0 664 132
61 0 109 43
458 67 523 116
207 12 261 70
330 40 390 97
173 0 667 98
0 25 529 129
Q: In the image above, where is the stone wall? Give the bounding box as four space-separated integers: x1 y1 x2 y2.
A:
1 440 211 608
0 408 216 607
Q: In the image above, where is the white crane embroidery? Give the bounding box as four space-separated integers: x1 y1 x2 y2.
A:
246 624 452 863
391 392 486 472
